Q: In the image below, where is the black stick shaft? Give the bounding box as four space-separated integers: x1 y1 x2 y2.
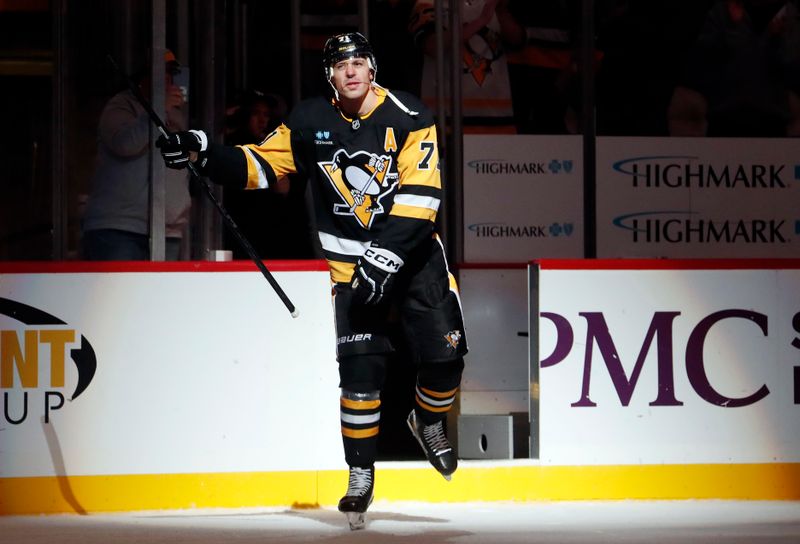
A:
107 55 298 318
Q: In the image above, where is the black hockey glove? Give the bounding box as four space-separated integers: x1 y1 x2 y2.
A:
156 129 208 169
351 243 404 306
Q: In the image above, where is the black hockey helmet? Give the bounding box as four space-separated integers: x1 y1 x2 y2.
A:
322 32 377 82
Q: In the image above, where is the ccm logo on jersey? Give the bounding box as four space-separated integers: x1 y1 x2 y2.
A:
364 246 404 273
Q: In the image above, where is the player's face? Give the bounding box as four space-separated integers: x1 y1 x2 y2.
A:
330 57 373 100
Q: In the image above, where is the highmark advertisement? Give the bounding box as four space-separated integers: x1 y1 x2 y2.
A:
597 137 800 258
463 135 584 262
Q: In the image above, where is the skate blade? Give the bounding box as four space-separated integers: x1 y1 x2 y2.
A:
346 511 367 530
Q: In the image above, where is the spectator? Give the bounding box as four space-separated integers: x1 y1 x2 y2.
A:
225 89 287 145
503 0 579 134
594 0 706 136
81 49 190 260
222 89 314 259
668 0 800 137
409 0 525 133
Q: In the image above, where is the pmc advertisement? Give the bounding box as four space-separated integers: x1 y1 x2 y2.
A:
537 262 800 465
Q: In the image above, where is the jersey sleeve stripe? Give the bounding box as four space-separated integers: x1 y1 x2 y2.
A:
396 184 440 198
242 147 270 189
393 194 440 212
243 124 298 180
319 231 369 256
389 203 437 222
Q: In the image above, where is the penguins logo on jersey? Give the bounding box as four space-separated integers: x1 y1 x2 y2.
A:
319 149 398 229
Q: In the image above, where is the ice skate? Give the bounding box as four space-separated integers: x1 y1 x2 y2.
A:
407 410 457 480
338 465 374 530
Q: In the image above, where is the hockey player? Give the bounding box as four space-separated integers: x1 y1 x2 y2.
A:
157 32 468 530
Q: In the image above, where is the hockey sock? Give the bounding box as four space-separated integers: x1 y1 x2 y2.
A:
340 389 381 467
414 359 464 425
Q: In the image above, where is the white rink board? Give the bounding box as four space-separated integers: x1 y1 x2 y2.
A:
0 268 342 477
459 267 528 415
537 266 800 465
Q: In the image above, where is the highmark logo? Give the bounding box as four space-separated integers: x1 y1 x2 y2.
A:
468 222 574 238
612 211 789 244
612 155 793 189
1 298 97 425
467 159 573 175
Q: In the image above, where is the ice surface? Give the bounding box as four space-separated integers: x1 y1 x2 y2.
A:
1 500 799 544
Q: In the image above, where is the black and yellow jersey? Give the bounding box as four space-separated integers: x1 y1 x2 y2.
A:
235 86 442 283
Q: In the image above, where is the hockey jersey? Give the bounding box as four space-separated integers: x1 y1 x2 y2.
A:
236 86 442 283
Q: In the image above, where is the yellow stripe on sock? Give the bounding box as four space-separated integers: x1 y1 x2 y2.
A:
341 425 380 438
340 397 381 410
419 386 458 399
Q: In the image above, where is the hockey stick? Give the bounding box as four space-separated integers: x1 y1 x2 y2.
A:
106 54 299 318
